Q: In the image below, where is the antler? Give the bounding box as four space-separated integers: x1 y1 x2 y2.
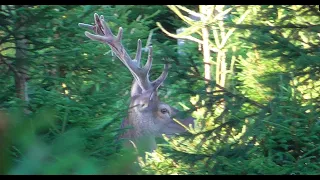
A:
78 13 168 92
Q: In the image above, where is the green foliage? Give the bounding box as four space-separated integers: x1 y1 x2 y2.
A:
141 5 320 175
0 5 319 175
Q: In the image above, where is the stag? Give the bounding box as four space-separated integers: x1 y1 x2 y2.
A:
78 13 194 155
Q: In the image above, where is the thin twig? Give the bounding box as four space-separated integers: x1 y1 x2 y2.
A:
156 22 219 52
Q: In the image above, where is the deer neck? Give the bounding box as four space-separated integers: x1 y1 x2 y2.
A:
126 107 157 152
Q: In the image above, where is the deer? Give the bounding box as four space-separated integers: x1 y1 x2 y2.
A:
78 13 194 160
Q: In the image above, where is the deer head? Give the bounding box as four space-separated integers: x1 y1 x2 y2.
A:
79 13 194 153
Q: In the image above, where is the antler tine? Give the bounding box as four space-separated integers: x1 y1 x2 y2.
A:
100 15 104 20
135 39 142 66
95 13 113 37
78 23 95 32
152 64 169 90
116 27 123 43
143 46 153 75
79 13 157 91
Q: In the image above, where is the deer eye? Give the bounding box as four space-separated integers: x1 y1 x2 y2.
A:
160 108 169 114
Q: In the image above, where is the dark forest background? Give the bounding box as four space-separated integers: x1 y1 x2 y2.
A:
0 5 319 175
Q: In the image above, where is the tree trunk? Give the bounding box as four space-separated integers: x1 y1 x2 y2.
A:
14 41 28 102
14 6 30 111
199 5 212 93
